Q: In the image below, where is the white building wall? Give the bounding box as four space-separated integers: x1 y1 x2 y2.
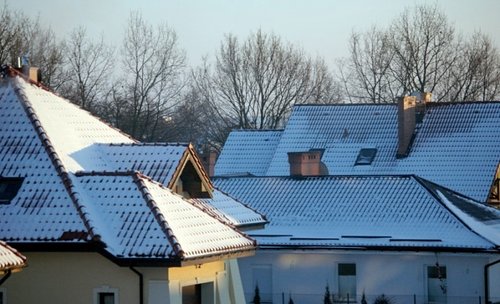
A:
238 250 493 304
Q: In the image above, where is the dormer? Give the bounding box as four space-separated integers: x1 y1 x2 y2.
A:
168 144 213 199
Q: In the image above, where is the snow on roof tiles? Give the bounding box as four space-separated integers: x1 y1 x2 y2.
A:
98 143 187 185
219 103 500 201
139 176 255 259
190 189 267 228
14 77 135 173
0 241 26 272
215 130 283 176
214 175 498 250
0 74 255 262
0 80 88 243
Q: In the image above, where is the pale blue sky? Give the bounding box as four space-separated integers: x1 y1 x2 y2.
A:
8 0 500 68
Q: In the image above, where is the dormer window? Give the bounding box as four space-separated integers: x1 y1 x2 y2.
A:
0 177 24 204
355 148 377 166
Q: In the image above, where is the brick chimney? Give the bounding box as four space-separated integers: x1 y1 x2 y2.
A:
17 56 41 83
201 149 218 177
397 95 417 158
288 150 325 176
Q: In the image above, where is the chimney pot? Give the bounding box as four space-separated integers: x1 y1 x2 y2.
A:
288 150 324 176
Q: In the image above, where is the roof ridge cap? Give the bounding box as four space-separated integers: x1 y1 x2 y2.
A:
12 75 138 144
132 173 185 259
13 81 98 242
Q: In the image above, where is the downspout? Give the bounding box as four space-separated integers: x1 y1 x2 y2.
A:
484 258 500 304
0 270 11 286
130 267 144 304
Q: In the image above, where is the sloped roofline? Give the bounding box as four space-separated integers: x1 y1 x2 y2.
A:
12 79 98 243
0 241 27 274
415 176 500 248
4 67 138 143
167 143 214 195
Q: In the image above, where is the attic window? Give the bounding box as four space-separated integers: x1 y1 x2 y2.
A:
355 148 377 165
0 177 23 204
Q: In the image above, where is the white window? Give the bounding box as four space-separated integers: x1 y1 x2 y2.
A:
427 265 447 304
93 286 119 304
338 263 356 301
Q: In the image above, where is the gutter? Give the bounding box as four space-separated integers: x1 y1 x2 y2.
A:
130 267 144 304
485 258 500 304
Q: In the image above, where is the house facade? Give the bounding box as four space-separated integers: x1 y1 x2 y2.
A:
214 96 500 303
0 67 266 304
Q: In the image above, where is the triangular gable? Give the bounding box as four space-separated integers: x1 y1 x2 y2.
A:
167 143 214 198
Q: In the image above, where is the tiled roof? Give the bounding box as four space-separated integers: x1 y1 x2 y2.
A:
0 241 26 273
214 175 499 250
98 143 188 185
75 172 255 259
0 80 89 243
0 73 255 263
215 130 283 176
218 103 500 202
190 189 268 228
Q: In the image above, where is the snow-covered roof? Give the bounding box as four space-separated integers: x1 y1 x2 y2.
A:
0 241 26 273
75 172 255 260
215 130 283 176
190 189 268 228
216 103 500 202
214 175 500 251
97 143 212 191
0 73 256 264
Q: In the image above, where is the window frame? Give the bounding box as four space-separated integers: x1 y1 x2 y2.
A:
93 286 119 304
337 263 357 301
426 264 447 304
354 148 377 166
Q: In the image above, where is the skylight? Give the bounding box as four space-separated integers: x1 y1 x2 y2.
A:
355 148 377 165
0 177 24 204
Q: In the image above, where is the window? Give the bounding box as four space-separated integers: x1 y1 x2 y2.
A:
427 265 447 304
338 263 356 301
0 178 23 204
93 286 118 304
355 148 377 165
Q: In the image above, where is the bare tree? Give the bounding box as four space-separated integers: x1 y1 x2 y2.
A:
345 27 395 103
61 27 114 112
0 4 21 65
389 4 458 99
304 57 342 104
210 30 335 130
120 11 186 140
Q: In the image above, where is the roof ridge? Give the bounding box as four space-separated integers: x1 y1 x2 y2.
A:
106 142 189 147
13 81 99 243
9 73 138 144
132 172 185 260
414 176 499 247
212 187 268 223
214 174 418 180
